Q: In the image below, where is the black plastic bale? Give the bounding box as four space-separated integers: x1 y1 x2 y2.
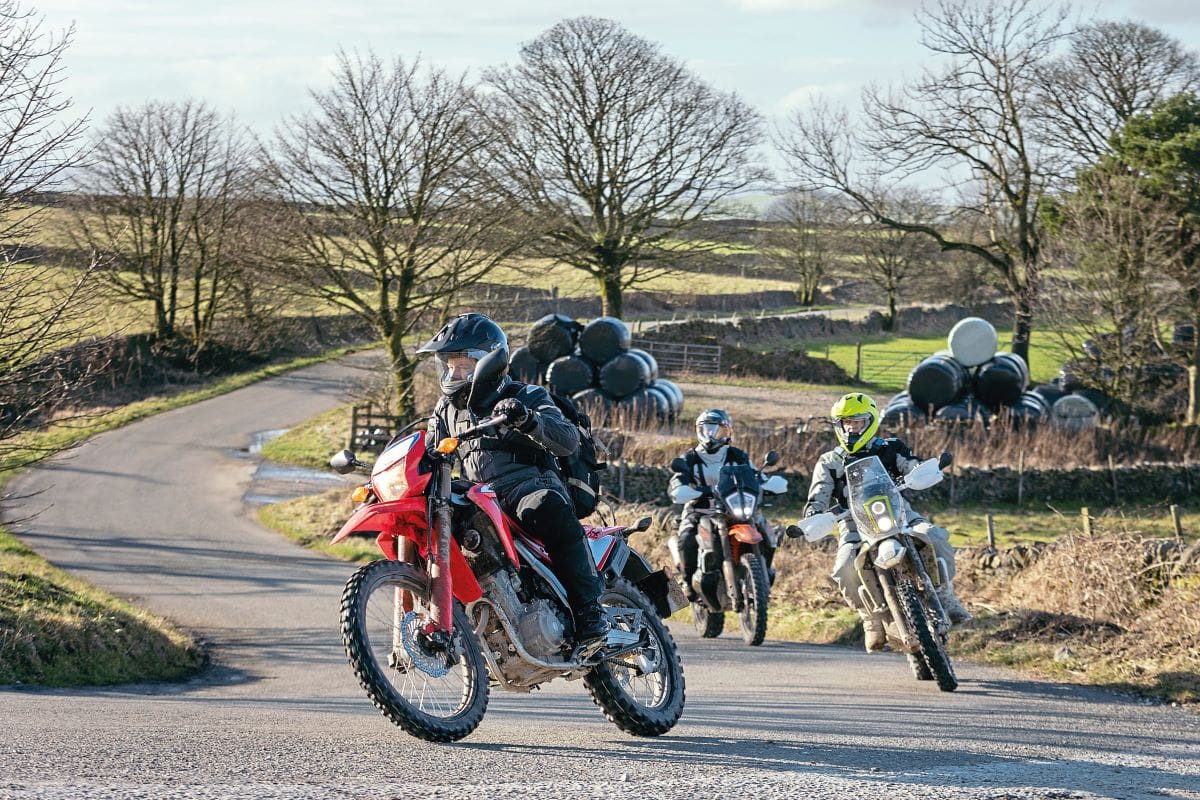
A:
572 387 612 425
599 352 651 398
1031 382 1066 408
578 316 631 363
618 388 661 425
645 384 676 422
627 348 659 382
975 353 1028 410
509 346 542 384
527 314 579 364
650 377 684 414
882 391 927 427
907 354 970 413
545 354 597 396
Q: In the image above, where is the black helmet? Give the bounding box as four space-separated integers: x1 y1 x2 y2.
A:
417 313 509 406
695 408 732 453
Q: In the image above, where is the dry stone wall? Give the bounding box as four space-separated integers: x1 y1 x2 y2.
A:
600 461 1200 507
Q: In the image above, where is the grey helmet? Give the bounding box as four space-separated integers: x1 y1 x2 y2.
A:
695 408 732 453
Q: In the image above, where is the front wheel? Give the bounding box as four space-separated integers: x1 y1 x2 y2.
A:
735 552 770 646
692 601 725 638
341 559 489 741
896 578 957 692
584 577 686 736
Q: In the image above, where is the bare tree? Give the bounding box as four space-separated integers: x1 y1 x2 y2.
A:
71 100 260 358
757 191 838 307
1036 20 1200 174
263 51 525 419
481 16 767 318
857 190 941 331
0 0 87 245
1042 167 1182 414
777 0 1069 362
0 1 102 471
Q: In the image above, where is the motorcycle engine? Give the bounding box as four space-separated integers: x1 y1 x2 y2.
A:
516 599 567 659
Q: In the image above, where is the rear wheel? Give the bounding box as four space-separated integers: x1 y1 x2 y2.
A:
585 577 686 737
341 559 489 741
896 578 957 692
735 553 770 646
692 601 725 638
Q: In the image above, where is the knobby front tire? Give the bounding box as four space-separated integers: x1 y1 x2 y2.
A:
584 577 686 737
341 559 489 741
735 552 770 646
897 577 958 692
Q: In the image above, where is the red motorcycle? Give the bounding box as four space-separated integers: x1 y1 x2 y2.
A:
329 350 686 742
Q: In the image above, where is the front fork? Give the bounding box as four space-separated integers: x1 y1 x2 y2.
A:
717 519 744 612
429 459 455 634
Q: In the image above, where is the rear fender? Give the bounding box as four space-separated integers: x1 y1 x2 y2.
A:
618 547 686 619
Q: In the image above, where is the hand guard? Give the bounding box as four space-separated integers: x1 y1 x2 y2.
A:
494 398 532 430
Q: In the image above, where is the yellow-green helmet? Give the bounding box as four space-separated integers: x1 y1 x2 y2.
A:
830 393 880 454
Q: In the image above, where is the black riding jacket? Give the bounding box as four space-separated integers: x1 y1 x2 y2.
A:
427 377 577 495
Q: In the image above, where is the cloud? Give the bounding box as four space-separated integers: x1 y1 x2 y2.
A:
774 82 857 114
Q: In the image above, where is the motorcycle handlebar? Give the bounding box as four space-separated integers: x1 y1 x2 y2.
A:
457 414 510 440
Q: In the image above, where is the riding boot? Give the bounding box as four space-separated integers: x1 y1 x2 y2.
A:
936 580 972 624
859 609 887 652
574 601 609 645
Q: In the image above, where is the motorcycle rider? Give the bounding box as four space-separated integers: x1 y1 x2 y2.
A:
803 392 971 653
418 312 609 647
668 409 775 600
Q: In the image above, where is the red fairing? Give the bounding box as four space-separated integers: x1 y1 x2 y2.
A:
371 430 433 499
330 497 482 603
467 484 518 566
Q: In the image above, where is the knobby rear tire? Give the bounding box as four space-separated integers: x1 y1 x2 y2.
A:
896 578 958 692
735 552 770 646
341 559 489 742
584 577 686 737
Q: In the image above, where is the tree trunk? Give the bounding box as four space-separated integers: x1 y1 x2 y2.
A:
884 289 898 332
599 273 623 318
1010 293 1034 363
387 329 418 422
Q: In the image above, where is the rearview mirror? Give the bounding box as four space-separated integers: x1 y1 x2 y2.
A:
938 451 954 470
632 516 653 533
670 457 689 474
330 449 358 474
763 450 780 468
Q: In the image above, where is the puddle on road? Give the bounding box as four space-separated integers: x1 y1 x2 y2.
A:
242 429 354 507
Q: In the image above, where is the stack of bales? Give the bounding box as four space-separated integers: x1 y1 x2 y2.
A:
509 314 683 425
882 317 1100 431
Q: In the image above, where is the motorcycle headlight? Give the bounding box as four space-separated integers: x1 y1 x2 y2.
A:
373 471 409 502
874 538 907 570
724 491 756 520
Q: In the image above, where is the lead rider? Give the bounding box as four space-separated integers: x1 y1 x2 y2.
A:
418 312 609 647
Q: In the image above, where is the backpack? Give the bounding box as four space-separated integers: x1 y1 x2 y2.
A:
547 392 607 518
500 384 607 518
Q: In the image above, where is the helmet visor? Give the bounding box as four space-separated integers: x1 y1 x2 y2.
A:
698 421 731 444
435 349 489 393
835 412 873 438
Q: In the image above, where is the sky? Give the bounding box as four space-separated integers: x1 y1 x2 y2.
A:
28 0 1200 150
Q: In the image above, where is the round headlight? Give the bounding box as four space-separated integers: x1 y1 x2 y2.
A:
870 500 886 515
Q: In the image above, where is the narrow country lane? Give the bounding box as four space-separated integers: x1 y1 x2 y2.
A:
1 355 1197 800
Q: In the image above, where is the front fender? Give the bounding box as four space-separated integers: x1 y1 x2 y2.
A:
331 497 481 603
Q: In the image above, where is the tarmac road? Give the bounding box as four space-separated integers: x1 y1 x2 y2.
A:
2 354 1198 800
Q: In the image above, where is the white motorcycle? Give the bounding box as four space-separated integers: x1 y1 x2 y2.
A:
790 452 958 691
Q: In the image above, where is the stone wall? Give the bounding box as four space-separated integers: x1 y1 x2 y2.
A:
599 460 1200 507
639 301 1014 347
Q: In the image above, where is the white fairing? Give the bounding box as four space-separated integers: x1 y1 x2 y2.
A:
798 512 837 542
902 458 944 491
671 484 703 503
762 474 788 495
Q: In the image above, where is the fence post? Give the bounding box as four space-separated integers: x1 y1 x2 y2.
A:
349 405 359 450
986 513 996 548
1171 504 1184 543
1081 507 1092 536
1108 454 1119 503
855 342 863 382
1017 450 1025 507
618 458 627 503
